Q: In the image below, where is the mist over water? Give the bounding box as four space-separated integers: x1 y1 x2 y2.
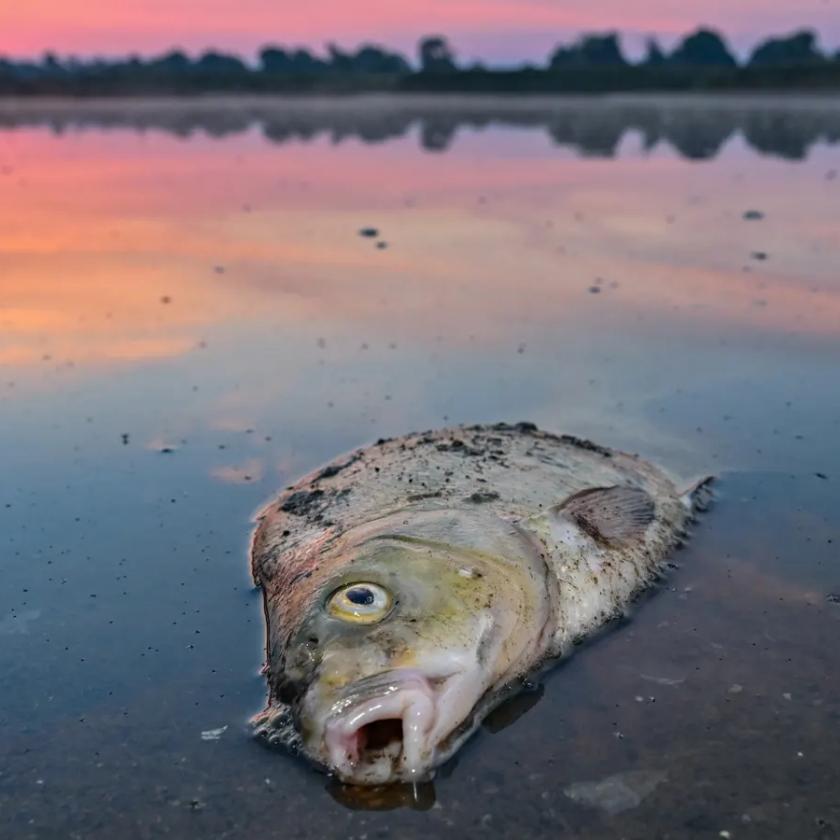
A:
1 95 838 838
2 94 840 159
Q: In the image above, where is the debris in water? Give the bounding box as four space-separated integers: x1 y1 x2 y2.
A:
564 769 667 815
147 439 179 454
640 673 685 687
201 726 228 741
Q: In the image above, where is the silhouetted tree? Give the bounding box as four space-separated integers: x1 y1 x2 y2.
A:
550 33 627 67
354 45 410 74
41 52 65 75
749 30 824 66
260 46 326 75
643 38 667 67
326 44 352 72
260 46 291 73
2 25 840 96
327 43 409 75
196 51 248 74
419 36 456 73
669 28 737 67
150 50 191 73
290 49 327 74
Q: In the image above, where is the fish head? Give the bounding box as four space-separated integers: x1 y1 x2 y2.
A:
266 511 553 785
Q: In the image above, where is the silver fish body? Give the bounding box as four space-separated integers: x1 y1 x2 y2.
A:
250 422 708 785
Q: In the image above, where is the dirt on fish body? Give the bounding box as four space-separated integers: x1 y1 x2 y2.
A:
250 422 710 785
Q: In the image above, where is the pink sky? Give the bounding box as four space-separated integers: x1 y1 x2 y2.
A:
1 0 838 63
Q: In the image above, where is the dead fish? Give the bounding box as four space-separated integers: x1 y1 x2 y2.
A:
250 422 710 785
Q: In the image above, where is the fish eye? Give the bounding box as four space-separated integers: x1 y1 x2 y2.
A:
326 582 393 624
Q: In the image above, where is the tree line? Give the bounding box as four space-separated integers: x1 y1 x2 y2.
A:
1 28 839 95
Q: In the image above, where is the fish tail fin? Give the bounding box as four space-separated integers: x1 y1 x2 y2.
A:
680 475 715 514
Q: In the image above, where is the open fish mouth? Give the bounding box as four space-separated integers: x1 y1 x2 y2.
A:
323 669 460 784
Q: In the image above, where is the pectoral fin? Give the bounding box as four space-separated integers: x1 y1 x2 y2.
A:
556 486 656 547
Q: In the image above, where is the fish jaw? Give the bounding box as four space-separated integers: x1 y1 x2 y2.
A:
324 670 435 784
317 664 485 785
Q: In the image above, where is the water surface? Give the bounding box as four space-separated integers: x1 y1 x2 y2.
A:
1 94 839 839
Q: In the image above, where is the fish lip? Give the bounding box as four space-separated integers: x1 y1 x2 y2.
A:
333 668 448 707
322 669 457 784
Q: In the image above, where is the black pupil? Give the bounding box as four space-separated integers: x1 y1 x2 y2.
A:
347 587 375 606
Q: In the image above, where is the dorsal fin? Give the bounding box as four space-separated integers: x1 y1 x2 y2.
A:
557 486 655 546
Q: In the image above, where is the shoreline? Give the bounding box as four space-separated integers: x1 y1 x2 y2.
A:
0 90 839 114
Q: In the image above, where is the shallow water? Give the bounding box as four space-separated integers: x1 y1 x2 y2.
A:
1 94 839 839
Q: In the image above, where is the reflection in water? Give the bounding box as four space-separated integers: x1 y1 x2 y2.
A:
2 102 839 377
1 95 840 160
1 97 839 836
482 682 545 734
327 779 436 811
